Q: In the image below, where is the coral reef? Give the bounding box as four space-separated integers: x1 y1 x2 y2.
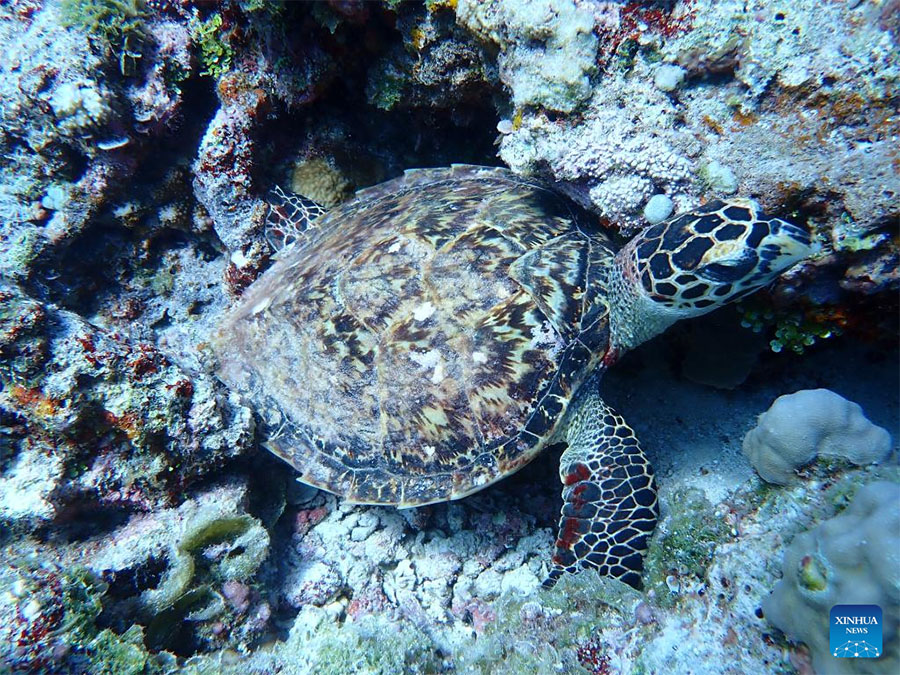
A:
456 0 598 112
488 0 898 285
0 0 191 283
87 480 272 654
59 0 148 75
0 0 897 672
190 4 336 288
268 475 558 647
743 389 892 485
643 486 728 607
763 481 900 674
0 560 174 673
0 480 271 669
192 96 270 293
366 2 489 111
2 324 897 672
0 285 253 525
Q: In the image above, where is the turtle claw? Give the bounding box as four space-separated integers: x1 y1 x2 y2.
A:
541 567 564 589
264 185 327 254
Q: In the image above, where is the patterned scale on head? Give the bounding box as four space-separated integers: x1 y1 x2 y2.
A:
212 166 812 591
630 199 810 311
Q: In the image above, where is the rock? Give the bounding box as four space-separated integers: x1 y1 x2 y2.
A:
653 64 686 92
643 194 675 224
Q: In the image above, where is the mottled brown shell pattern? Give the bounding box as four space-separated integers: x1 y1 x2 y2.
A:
213 166 615 505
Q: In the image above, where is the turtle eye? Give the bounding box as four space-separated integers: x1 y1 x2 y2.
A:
699 254 757 282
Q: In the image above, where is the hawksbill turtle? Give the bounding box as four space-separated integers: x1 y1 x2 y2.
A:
212 165 811 588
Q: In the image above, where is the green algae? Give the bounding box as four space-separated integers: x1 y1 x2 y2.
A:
240 0 285 13
60 0 146 75
797 553 828 592
190 13 233 79
87 625 152 675
453 574 641 674
180 513 269 582
644 487 730 606
825 464 900 512
366 59 408 111
739 301 843 355
310 624 443 675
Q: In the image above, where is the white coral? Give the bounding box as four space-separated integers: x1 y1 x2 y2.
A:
456 0 598 112
49 80 109 129
556 127 692 187
383 559 417 604
589 174 653 224
547 113 693 231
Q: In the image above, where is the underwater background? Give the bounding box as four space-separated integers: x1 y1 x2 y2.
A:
0 1 897 673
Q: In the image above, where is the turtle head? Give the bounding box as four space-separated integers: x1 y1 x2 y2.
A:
610 199 811 352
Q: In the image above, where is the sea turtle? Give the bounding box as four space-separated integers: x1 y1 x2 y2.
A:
212 165 810 588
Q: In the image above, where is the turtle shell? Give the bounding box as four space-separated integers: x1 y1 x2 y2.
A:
213 165 615 506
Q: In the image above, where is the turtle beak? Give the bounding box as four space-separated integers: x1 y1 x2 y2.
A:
770 218 813 266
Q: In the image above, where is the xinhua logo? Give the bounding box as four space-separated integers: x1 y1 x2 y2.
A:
830 605 882 659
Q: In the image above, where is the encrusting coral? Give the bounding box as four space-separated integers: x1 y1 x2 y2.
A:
763 481 900 675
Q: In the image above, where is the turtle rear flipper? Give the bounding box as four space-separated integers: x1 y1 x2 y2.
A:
544 390 659 589
265 186 328 254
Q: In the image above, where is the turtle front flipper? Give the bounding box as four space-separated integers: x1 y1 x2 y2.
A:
264 186 328 254
544 390 659 589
